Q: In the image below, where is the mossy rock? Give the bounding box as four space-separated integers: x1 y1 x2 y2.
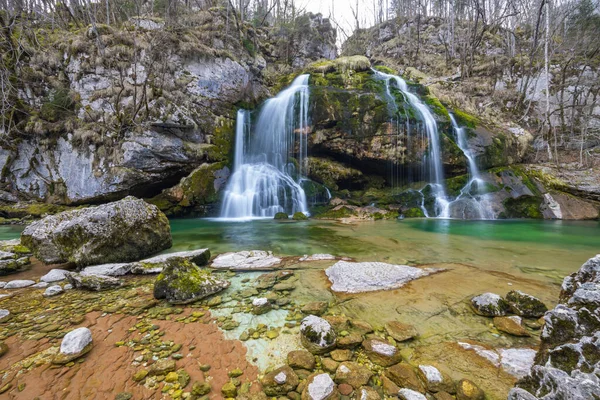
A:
403 208 425 218
292 212 308 221
502 196 543 219
274 212 289 220
314 206 358 220
154 259 230 304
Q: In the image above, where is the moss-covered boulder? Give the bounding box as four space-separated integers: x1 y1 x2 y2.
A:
21 196 172 267
300 315 337 354
66 272 122 291
153 259 230 304
274 212 289 220
505 290 548 318
470 292 511 317
293 212 309 220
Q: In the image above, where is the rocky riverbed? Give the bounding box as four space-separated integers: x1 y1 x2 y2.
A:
0 197 598 399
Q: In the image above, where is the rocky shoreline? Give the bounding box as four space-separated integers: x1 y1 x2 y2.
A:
0 197 598 399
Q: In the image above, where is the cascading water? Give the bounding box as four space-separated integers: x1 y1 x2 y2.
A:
372 69 449 217
220 75 310 219
439 114 495 219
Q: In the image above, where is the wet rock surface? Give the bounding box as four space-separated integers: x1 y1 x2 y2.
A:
509 254 600 399
470 292 511 316
300 315 337 354
211 250 282 270
21 197 172 267
66 272 122 291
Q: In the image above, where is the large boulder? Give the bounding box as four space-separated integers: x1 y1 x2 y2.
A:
508 254 600 400
505 290 548 317
21 197 171 267
300 315 337 354
153 259 230 304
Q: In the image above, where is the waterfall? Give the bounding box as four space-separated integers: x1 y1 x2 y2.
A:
372 69 448 217
220 75 310 219
439 114 495 219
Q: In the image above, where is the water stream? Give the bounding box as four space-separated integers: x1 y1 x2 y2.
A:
220 75 310 219
372 69 449 217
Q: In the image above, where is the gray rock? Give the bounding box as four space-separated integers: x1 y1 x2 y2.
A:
506 290 548 317
4 279 35 289
300 315 336 354
43 285 64 297
130 249 211 274
31 282 49 288
52 327 93 364
362 339 402 367
398 389 427 400
325 261 435 293
40 269 70 282
64 284 73 290
0 309 10 322
211 250 282 270
153 258 230 304
66 272 122 291
0 257 30 276
21 196 172 267
470 292 511 316
82 263 132 276
303 373 336 400
0 282 5 288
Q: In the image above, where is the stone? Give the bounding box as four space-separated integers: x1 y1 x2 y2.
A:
148 359 176 376
349 319 373 335
115 392 133 400
191 381 211 396
82 263 132 276
261 365 299 396
330 349 352 362
470 293 511 316
385 321 418 342
456 379 484 400
384 363 425 393
323 315 350 332
358 386 381 400
398 389 427 400
40 268 70 282
300 315 337 354
130 249 211 274
211 250 282 270
255 270 294 289
321 358 339 373
498 348 536 379
299 254 337 262
336 332 363 349
31 282 49 288
287 350 316 370
302 301 329 316
0 257 30 275
66 272 122 291
362 339 402 367
0 342 7 356
221 381 237 397
506 290 548 317
338 383 353 396
334 362 373 389
52 327 93 364
493 316 530 337
252 297 272 315
433 392 455 400
325 261 436 293
4 279 35 289
133 370 148 382
21 196 172 267
153 258 230 304
302 373 337 400
416 365 454 393
43 285 64 297
381 375 401 396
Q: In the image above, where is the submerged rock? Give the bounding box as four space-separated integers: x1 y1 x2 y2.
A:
493 316 530 337
505 290 548 317
325 261 435 293
416 365 455 393
301 301 328 316
299 254 337 262
261 365 299 396
66 272 122 291
385 363 425 392
287 350 316 370
4 280 35 289
153 259 229 304
21 197 172 267
40 269 69 282
302 373 337 400
255 270 294 289
300 315 337 354
456 379 484 400
251 297 271 315
52 327 93 364
470 292 511 316
398 389 427 400
130 249 211 274
385 321 418 342
334 361 373 389
211 250 282 270
43 285 64 297
363 338 402 367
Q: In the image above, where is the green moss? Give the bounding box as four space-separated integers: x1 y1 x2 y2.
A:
424 95 450 119
502 196 543 219
453 108 480 129
274 212 288 220
292 212 308 221
39 88 78 123
445 175 469 197
0 203 70 219
373 65 396 75
315 206 357 220
403 208 425 218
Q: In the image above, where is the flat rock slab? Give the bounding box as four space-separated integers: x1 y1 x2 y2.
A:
325 261 437 293
40 269 70 283
130 248 211 274
82 263 132 276
211 250 282 270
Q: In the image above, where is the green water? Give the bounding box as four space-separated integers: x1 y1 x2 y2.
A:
169 218 599 284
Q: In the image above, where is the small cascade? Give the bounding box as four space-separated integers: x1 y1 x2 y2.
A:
372 69 448 217
439 114 496 220
220 75 310 219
